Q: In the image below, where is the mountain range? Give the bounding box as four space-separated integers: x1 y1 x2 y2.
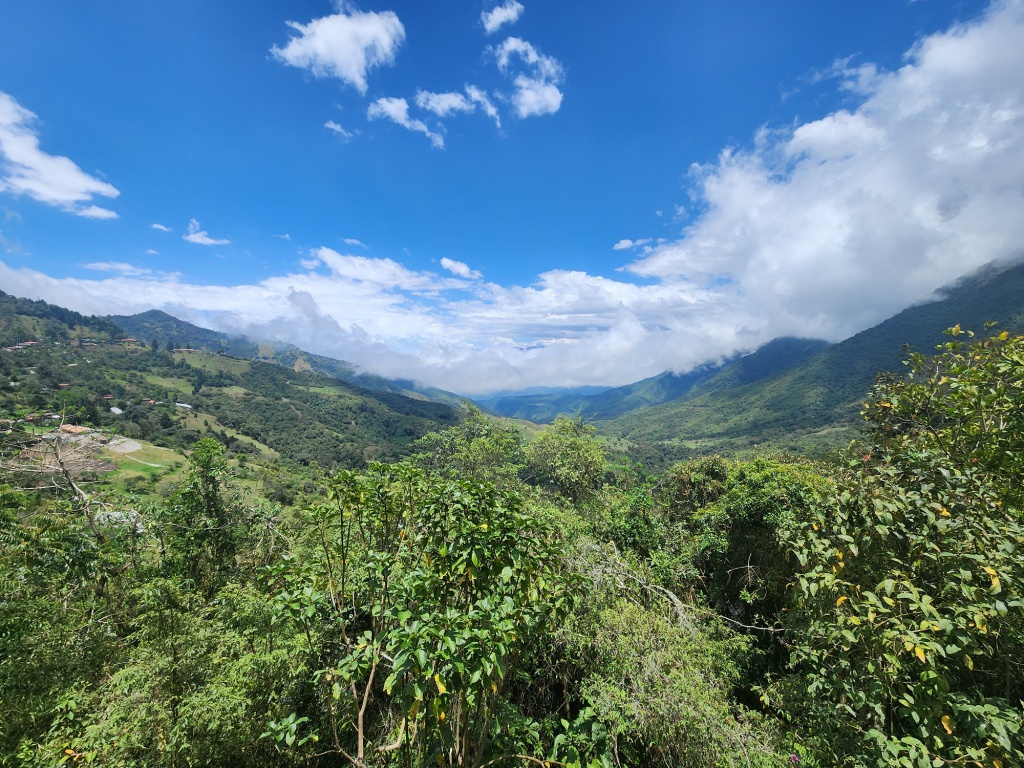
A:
4 257 1024 464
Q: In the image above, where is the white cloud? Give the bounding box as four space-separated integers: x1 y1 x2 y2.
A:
324 120 354 139
415 90 474 117
367 97 445 148
151 223 171 232
4 1 1024 395
494 37 564 118
83 261 153 277
465 85 501 128
626 0 1024 342
0 91 119 218
612 238 652 250
183 218 230 246
145 249 159 255
440 257 483 279
415 86 502 129
343 237 368 248
482 1 525 35
271 7 405 95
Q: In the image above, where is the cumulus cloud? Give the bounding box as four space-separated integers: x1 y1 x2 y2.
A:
613 238 652 251
482 1 525 35
367 97 445 148
415 90 475 117
0 91 119 218
183 218 230 246
151 223 171 232
626 0 1024 341
4 1 1024 395
465 85 501 128
440 257 483 279
271 5 405 94
415 86 502 128
324 120 354 139
494 37 564 118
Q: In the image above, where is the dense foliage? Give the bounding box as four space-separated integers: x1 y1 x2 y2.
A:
2 325 1022 767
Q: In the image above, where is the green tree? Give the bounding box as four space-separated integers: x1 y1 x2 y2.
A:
413 404 525 490
268 464 581 767
525 416 605 504
773 328 1024 767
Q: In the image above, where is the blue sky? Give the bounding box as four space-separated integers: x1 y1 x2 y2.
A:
2 0 1022 394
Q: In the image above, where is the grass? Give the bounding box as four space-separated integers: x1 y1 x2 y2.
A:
143 373 194 395
174 350 252 376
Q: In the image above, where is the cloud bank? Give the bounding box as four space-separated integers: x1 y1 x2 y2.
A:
5 1 1024 394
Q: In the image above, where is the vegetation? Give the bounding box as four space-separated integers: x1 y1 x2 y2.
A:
602 259 1024 457
3 282 1023 767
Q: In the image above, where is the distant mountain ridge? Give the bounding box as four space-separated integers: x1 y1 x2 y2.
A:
487 337 830 423
602 257 1024 454
108 310 466 408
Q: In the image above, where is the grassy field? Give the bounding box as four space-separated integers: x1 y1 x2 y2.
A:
174 350 252 376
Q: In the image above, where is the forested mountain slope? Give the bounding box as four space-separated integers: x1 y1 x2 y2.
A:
109 309 466 408
603 257 1024 451
2 298 462 470
487 337 829 423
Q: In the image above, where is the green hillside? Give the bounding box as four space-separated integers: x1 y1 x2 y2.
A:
603 258 1024 454
2 300 462 472
109 309 467 408
489 336 829 423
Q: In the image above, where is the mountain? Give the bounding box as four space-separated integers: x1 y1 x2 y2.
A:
0 290 121 347
108 310 466 408
602 258 1024 455
487 337 829 423
2 297 462 471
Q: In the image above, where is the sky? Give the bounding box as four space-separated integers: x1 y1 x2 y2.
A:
1 0 1023 395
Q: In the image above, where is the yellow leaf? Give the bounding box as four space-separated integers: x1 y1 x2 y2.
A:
984 567 1001 590
434 674 446 695
836 596 848 607
939 507 950 517
915 646 926 663
994 759 1003 768
941 714 953 734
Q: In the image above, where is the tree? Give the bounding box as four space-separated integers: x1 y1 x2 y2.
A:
413 404 525 490
524 416 605 504
267 463 581 767
772 327 1024 767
